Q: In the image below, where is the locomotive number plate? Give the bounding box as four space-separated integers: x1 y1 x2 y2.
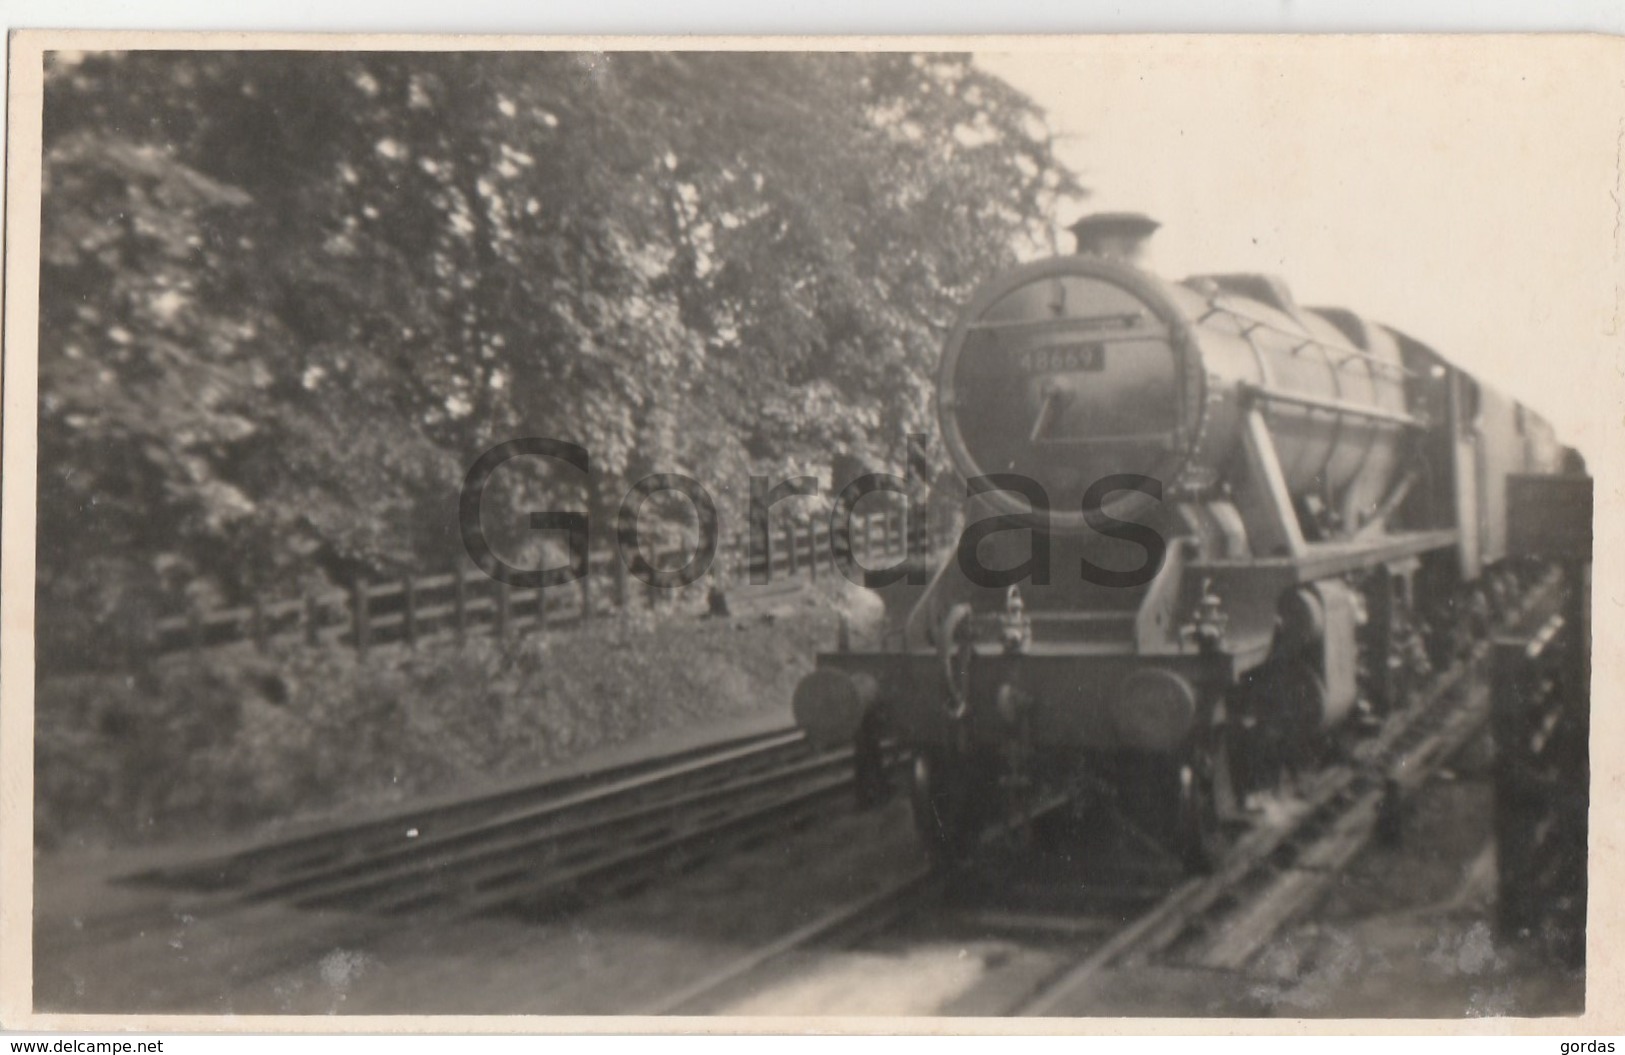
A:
1019 342 1105 374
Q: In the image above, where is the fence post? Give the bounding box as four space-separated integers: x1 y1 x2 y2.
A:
304 593 320 647
615 556 630 612
403 573 417 649
784 521 798 576
352 580 371 660
250 595 267 653
533 582 547 640
805 519 818 583
756 513 773 584
495 579 510 639
580 564 593 622
453 564 468 645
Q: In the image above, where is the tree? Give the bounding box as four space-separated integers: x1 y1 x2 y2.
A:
37 50 1083 668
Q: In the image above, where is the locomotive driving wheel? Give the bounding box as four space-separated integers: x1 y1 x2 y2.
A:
1121 721 1240 874
1175 723 1240 872
939 603 976 720
910 745 995 865
912 602 993 863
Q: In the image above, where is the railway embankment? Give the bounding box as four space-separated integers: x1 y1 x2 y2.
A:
34 577 869 854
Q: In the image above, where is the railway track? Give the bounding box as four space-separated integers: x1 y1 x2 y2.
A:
129 724 869 919
643 574 1565 1016
120 573 1566 1016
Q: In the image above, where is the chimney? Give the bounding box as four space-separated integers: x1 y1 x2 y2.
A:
1067 212 1160 264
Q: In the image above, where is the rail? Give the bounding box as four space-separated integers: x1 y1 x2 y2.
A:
638 572 1564 1016
112 727 890 936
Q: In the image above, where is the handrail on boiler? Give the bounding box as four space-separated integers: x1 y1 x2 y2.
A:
1239 382 1428 430
1201 297 1418 380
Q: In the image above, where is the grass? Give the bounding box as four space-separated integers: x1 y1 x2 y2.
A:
33 584 860 852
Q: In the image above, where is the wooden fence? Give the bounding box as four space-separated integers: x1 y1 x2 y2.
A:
153 508 955 658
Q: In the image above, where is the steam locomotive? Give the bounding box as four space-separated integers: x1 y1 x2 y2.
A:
792 213 1576 870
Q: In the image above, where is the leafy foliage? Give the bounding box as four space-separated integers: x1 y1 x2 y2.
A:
35 602 850 849
38 50 1082 669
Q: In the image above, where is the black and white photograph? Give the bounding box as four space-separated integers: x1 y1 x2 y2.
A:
0 32 1617 1029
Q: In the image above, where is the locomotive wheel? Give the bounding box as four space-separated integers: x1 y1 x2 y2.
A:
1120 729 1238 874
853 708 892 810
910 747 993 865
939 603 976 720
1426 607 1472 667
1176 728 1239 873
